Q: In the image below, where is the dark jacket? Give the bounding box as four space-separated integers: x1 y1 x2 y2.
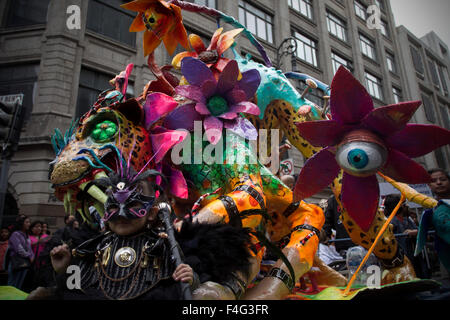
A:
323 196 352 253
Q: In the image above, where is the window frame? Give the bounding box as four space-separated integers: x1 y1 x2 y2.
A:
288 0 314 21
365 71 383 101
410 45 425 76
186 0 217 9
86 0 137 48
238 0 274 44
331 51 353 74
359 33 377 61
386 52 397 74
421 92 436 123
380 19 390 39
326 11 348 43
354 0 367 20
392 87 402 104
293 30 319 68
4 0 51 28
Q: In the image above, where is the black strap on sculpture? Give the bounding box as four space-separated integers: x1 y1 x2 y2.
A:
282 201 300 218
232 184 266 211
292 224 321 236
219 196 242 228
267 267 295 292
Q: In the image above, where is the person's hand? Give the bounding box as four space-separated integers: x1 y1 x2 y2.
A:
279 143 292 154
50 244 72 274
173 263 194 286
404 229 418 237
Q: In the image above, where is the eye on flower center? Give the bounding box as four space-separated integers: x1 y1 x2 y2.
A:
347 149 369 169
207 95 229 117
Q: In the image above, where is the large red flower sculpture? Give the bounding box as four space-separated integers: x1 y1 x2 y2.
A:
294 66 450 231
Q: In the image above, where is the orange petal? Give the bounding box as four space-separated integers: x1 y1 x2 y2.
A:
144 30 162 56
207 28 223 51
129 13 146 32
163 34 179 55
174 22 189 50
217 28 244 55
189 34 206 54
172 51 198 69
159 0 172 9
121 0 158 12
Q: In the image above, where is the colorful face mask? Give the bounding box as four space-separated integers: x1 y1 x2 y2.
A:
103 184 155 222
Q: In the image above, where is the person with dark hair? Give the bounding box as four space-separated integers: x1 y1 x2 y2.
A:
428 168 450 201
415 168 450 280
383 195 429 278
6 215 34 290
28 221 50 288
323 196 352 257
41 223 51 236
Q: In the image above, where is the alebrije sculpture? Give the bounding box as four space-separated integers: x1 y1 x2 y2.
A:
172 28 244 78
294 66 450 231
174 57 261 144
122 0 189 56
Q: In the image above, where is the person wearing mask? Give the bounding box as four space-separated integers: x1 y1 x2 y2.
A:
7 215 34 290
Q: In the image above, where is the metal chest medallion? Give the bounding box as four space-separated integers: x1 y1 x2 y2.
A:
114 247 137 268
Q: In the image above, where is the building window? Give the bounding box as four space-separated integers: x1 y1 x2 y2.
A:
421 93 436 123
386 52 396 73
380 20 390 38
392 87 402 104
410 45 424 75
439 105 450 130
327 11 347 42
331 52 353 74
5 0 50 28
354 1 367 20
438 65 449 96
428 59 441 88
365 71 383 100
185 0 216 8
87 0 136 47
238 1 274 43
359 34 376 61
288 0 313 20
0 63 40 122
76 68 134 118
293 31 318 67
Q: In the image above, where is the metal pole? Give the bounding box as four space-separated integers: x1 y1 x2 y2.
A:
0 155 10 227
157 202 192 300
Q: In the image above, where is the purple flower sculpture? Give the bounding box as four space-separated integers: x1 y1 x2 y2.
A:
294 66 450 231
174 57 261 144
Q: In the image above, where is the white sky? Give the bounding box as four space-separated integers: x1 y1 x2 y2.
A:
390 0 450 48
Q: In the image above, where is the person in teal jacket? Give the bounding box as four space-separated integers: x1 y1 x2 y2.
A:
415 169 450 273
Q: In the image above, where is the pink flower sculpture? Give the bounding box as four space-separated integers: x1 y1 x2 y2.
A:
294 66 450 231
143 92 189 199
174 57 261 145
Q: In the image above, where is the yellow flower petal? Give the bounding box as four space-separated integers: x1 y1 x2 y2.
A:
189 34 206 54
172 51 198 69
